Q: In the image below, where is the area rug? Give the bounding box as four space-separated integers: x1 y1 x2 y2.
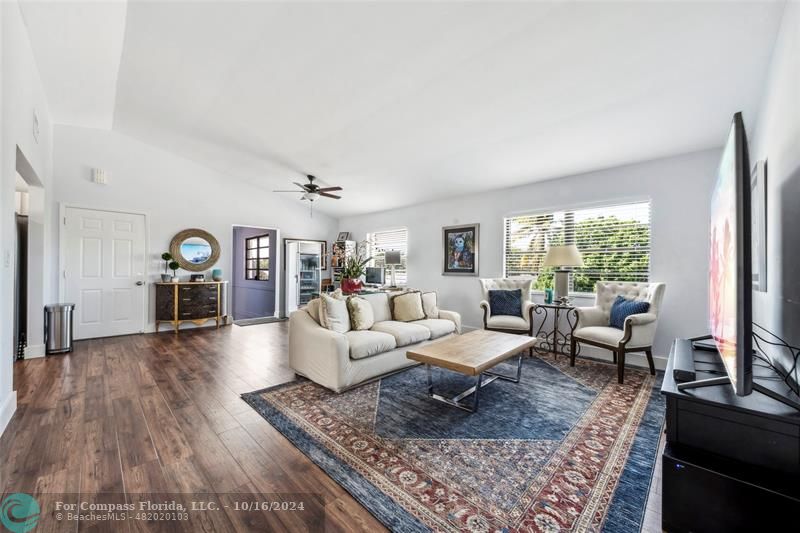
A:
242 355 664 532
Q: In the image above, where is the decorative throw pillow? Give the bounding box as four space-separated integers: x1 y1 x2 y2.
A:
609 295 650 329
391 291 425 322
305 298 322 324
421 292 439 319
488 289 523 317
330 288 346 300
320 293 351 333
347 296 375 330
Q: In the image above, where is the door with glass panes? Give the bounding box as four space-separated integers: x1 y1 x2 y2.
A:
232 227 276 320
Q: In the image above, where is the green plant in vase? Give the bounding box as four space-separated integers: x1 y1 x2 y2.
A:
169 260 180 282
336 246 371 293
161 252 173 282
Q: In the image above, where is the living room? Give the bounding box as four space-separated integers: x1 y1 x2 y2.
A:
1 1 798 532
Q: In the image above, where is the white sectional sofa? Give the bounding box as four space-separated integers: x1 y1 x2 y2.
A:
289 292 462 392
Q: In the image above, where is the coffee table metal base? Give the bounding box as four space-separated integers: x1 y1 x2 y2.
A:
425 354 523 413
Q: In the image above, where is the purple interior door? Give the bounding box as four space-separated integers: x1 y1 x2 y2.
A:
232 227 276 320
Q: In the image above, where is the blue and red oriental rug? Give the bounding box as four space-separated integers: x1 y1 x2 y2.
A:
242 355 664 532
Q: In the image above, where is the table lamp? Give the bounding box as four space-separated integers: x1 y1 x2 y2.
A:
543 245 584 301
385 250 402 287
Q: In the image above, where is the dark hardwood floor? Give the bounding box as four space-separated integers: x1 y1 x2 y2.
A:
0 323 386 532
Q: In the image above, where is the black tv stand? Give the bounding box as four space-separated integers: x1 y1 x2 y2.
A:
689 335 718 352
661 341 800 532
672 336 800 410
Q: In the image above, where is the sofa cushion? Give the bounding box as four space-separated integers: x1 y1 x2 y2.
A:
360 292 392 323
412 318 455 339
305 298 321 324
391 291 425 322
345 330 397 360
421 292 439 319
371 321 431 347
320 293 351 334
486 315 528 330
347 296 375 330
574 326 625 346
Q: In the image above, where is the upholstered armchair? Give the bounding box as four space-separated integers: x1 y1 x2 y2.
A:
479 278 540 337
570 281 666 384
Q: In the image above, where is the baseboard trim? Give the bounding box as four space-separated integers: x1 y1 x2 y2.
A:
0 390 17 438
24 344 45 359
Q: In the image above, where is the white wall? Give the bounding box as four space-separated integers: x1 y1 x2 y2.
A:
750 2 800 377
340 149 721 361
1 0 55 434
52 125 338 331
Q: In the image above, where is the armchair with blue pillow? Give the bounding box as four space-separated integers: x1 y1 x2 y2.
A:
570 281 666 384
479 278 541 339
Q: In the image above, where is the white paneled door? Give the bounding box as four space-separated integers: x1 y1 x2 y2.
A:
63 207 146 339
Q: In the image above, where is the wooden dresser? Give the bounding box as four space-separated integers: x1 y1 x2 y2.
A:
155 281 228 333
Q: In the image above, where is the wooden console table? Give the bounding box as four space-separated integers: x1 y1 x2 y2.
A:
155 281 228 333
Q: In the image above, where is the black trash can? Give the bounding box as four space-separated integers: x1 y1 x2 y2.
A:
44 303 75 354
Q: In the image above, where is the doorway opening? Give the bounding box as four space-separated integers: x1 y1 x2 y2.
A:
232 225 281 325
283 239 325 317
13 174 29 360
13 147 45 360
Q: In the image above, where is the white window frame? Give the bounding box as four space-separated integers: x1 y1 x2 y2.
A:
366 227 409 286
502 199 652 295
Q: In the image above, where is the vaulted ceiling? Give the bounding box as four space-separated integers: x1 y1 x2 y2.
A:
19 1 786 216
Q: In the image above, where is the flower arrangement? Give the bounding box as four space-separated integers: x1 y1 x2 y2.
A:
336 242 371 293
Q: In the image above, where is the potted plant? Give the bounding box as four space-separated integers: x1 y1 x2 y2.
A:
161 252 173 282
168 260 180 283
336 246 371 294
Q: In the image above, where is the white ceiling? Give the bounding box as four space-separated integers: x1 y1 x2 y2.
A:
20 1 786 217
19 0 127 129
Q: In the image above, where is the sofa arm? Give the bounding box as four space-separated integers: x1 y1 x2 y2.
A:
622 314 659 347
523 301 537 325
625 312 657 326
575 306 607 328
439 309 462 334
479 300 489 327
289 310 350 391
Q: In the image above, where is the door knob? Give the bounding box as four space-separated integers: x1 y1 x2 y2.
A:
136 281 145 286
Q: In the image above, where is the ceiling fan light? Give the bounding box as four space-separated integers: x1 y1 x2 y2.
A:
304 191 320 201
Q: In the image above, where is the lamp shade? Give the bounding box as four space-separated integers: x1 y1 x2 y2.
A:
384 250 402 265
543 245 584 267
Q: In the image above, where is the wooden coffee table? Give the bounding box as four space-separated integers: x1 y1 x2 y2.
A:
406 329 537 412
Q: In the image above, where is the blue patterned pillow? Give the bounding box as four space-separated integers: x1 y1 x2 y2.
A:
609 295 650 329
488 289 523 317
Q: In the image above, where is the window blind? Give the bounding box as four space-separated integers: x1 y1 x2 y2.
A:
367 228 408 286
504 201 651 293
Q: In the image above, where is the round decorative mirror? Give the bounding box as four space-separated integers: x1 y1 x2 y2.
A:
170 228 220 272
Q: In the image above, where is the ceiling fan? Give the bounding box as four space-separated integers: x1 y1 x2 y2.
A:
273 175 342 202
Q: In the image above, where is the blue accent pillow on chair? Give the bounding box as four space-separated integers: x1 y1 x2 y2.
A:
489 289 523 317
609 295 650 329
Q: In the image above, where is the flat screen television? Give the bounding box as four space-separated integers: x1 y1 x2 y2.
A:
365 267 385 285
709 112 753 396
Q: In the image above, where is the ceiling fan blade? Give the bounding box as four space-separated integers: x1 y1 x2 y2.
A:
316 186 342 192
273 190 304 193
293 181 310 191
319 192 341 199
